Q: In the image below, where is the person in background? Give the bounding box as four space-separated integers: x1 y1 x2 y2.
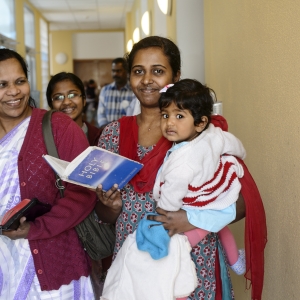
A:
97 57 135 128
96 36 267 300
46 72 111 298
46 72 102 146
0 48 96 299
85 79 99 125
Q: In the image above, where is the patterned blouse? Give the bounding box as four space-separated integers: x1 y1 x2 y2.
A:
98 121 234 300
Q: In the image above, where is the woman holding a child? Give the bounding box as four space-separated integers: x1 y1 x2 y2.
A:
96 36 267 300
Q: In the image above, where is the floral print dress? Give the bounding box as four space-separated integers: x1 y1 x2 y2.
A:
98 121 234 300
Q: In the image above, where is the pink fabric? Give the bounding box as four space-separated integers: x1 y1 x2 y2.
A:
184 228 209 248
184 226 238 265
20 108 97 290
218 227 239 265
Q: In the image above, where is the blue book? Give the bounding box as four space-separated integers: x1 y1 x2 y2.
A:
43 146 143 191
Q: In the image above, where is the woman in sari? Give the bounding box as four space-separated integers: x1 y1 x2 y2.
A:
0 49 96 299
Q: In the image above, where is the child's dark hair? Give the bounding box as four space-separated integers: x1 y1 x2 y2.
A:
159 79 215 128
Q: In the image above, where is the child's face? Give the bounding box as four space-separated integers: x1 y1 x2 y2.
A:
160 102 207 143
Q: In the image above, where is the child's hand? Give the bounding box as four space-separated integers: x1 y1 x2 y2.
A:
151 208 196 237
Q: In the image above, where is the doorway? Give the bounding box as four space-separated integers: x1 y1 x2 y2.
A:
73 59 113 89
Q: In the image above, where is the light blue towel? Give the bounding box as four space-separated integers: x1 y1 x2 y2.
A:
136 213 170 260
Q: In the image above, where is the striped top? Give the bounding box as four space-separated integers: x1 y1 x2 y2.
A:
97 81 135 127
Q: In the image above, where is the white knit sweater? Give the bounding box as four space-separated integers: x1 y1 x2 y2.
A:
153 123 246 211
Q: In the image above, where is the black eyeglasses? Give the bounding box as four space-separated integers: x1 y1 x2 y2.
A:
52 93 82 102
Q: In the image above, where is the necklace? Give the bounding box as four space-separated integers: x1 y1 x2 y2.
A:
147 122 160 131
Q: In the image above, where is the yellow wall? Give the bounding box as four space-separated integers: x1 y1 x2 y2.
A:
50 31 73 75
204 1 300 299
125 0 177 49
50 29 125 75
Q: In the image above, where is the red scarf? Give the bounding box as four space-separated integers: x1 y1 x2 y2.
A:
211 115 267 300
119 114 267 299
119 116 172 193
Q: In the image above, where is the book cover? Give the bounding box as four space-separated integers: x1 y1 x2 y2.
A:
43 146 143 191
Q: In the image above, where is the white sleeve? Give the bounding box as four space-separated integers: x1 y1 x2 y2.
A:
157 165 194 211
212 125 246 159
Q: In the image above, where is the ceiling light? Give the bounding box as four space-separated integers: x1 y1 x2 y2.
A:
157 0 172 16
141 11 151 36
127 39 133 52
133 27 140 43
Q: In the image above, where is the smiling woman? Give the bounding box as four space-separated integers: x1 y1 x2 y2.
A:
46 72 102 146
0 56 33 138
0 48 97 300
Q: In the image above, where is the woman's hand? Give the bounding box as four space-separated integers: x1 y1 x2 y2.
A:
95 184 122 210
95 184 122 223
149 207 196 237
2 217 30 240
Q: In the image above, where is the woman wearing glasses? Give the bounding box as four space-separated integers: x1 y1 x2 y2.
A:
0 49 96 299
46 72 102 146
46 73 108 299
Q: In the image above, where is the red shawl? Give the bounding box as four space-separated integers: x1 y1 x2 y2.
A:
212 115 267 300
119 114 267 299
119 116 172 193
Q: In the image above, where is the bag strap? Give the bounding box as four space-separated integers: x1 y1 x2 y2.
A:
42 110 65 198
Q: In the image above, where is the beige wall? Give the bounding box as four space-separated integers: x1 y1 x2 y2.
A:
50 31 73 75
204 1 300 299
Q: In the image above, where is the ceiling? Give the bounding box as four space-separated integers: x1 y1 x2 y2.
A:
28 0 135 31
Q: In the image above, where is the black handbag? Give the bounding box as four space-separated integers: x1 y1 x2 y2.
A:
42 110 115 260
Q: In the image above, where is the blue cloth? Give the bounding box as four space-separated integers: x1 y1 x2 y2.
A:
183 204 236 232
136 213 170 260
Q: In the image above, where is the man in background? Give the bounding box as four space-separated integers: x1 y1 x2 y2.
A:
97 58 135 128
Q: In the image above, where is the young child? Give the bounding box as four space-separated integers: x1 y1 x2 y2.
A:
154 79 246 298
101 79 246 300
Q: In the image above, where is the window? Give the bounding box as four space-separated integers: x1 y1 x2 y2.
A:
40 18 49 109
0 0 16 40
0 0 16 49
24 6 37 92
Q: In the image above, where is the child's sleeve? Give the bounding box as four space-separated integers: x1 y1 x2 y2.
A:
156 165 194 211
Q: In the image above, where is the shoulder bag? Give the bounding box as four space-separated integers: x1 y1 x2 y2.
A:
42 110 115 260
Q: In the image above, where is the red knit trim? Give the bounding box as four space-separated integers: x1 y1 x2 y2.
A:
182 160 238 207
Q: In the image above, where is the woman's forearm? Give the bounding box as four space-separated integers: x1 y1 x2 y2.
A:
94 200 121 224
231 193 246 224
